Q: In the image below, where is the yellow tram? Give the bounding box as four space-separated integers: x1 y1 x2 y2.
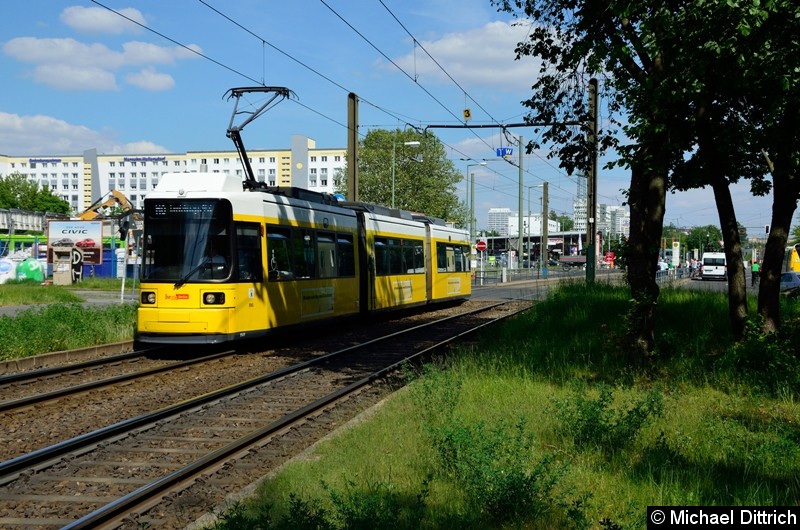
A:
136 172 471 344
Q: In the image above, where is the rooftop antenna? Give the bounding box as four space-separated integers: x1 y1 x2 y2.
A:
224 86 296 190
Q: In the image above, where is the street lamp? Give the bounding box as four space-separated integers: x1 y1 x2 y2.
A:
392 140 420 208
466 161 486 243
526 185 535 269
525 183 546 273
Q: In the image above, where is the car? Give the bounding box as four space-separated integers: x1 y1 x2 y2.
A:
701 252 727 280
75 238 96 248
779 272 800 292
51 238 74 247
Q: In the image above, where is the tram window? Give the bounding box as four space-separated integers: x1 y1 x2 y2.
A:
436 242 459 272
374 238 389 275
404 239 424 273
436 242 448 271
292 228 316 279
390 239 405 274
376 238 424 275
267 226 293 280
317 232 337 278
455 245 470 272
200 234 231 280
236 223 262 282
337 234 355 277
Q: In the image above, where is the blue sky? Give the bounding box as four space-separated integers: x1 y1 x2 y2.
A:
0 1 774 231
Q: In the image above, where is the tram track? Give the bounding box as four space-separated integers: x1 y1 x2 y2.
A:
0 301 503 463
0 300 529 530
0 349 236 414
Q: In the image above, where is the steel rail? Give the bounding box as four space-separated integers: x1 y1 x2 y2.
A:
0 349 236 413
0 350 148 385
63 302 529 530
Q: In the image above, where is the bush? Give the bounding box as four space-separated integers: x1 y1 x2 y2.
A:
714 318 800 394
427 417 566 525
553 383 664 453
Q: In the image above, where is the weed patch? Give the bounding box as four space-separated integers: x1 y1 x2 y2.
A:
427 417 567 525
553 383 664 454
714 318 800 394
0 303 136 360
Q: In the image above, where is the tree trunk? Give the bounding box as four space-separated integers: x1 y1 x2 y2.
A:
756 95 800 333
758 164 799 332
695 102 749 340
624 156 667 361
710 178 748 340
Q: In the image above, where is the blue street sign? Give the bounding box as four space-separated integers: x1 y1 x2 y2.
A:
496 147 514 157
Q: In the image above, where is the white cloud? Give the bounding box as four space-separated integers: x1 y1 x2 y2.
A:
3 37 124 69
34 63 119 91
0 112 168 156
391 21 537 92
122 41 186 65
2 37 200 92
108 141 170 155
60 6 145 35
126 67 175 91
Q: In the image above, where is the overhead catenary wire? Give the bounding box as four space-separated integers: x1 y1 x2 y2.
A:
378 0 505 129
89 0 586 214
192 0 514 174
89 0 260 86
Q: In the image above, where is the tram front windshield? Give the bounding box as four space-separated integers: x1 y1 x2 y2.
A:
141 199 233 283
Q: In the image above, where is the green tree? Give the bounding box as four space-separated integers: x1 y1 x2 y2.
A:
660 2 800 336
789 218 800 247
685 226 724 255
495 0 800 347
0 173 71 214
550 210 574 231
495 0 694 357
339 130 466 225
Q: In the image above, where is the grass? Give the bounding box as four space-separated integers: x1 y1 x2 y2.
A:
0 279 137 360
204 283 800 530
0 281 84 306
0 277 129 306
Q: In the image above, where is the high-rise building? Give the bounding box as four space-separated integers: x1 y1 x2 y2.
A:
487 208 511 236
573 173 588 233
508 214 560 237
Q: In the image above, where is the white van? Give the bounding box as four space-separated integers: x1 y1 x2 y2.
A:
701 252 727 280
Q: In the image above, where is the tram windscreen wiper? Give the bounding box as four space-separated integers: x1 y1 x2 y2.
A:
173 257 209 288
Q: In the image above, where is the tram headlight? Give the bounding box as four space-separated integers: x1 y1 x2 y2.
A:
203 292 225 305
141 292 156 304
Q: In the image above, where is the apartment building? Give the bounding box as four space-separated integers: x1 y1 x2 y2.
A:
0 135 346 215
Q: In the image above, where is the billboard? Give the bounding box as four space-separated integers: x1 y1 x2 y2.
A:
47 220 103 265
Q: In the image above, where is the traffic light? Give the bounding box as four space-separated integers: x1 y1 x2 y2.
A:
119 220 130 240
765 225 770 234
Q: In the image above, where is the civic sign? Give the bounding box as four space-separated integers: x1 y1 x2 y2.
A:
47 220 103 265
496 147 514 157
476 240 487 252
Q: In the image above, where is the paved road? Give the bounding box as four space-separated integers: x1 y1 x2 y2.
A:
471 268 625 302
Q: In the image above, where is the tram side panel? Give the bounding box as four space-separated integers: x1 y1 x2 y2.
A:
361 212 430 311
263 199 360 328
429 224 472 303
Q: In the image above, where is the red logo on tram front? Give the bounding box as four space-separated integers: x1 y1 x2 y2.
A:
165 293 189 300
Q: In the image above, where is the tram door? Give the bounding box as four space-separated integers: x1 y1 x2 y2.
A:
234 222 266 329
